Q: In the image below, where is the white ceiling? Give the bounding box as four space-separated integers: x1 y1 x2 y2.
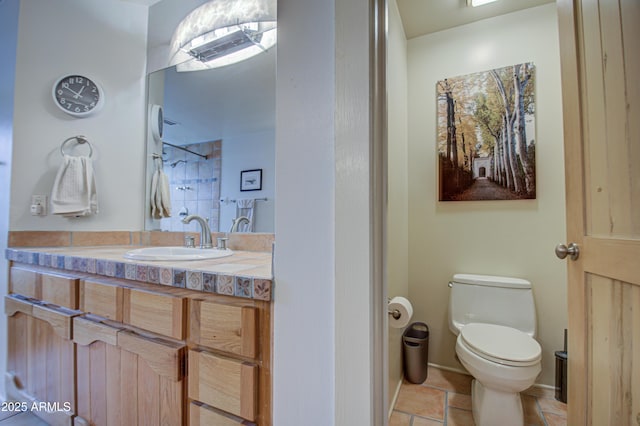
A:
118 0 162 6
396 0 555 39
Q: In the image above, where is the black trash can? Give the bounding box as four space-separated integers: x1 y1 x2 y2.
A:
403 322 429 384
554 350 568 403
555 329 568 403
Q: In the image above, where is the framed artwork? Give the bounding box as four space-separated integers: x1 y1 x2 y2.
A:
436 62 536 201
240 169 262 191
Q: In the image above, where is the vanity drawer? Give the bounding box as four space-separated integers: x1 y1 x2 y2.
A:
123 287 187 340
10 267 79 309
5 294 81 340
79 279 124 321
41 272 78 309
73 315 122 347
9 266 41 299
189 402 251 426
189 299 257 358
188 349 257 422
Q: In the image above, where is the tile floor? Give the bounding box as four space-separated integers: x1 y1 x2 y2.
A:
390 366 568 426
0 411 47 426
1 366 567 426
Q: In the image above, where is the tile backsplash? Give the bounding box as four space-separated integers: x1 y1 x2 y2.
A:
8 230 274 252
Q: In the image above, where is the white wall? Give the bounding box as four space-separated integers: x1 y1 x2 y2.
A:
10 0 148 231
407 4 567 386
0 0 20 400
387 0 409 410
220 130 275 233
273 0 336 422
334 0 377 421
274 0 378 422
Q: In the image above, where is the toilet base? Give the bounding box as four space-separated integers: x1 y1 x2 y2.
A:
471 379 524 426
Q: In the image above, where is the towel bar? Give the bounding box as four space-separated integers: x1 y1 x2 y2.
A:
219 197 268 204
60 136 93 158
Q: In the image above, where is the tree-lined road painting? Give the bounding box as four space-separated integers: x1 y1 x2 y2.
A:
437 63 536 201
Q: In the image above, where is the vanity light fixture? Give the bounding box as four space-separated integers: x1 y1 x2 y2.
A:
168 0 276 72
466 0 498 7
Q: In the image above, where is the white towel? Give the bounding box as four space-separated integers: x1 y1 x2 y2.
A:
236 198 255 232
151 158 171 219
51 155 98 217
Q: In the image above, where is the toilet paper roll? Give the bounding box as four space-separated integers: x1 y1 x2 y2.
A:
388 296 413 329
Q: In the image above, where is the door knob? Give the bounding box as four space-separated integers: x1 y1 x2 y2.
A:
555 243 579 260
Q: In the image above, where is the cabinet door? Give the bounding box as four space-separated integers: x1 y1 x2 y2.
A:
5 295 78 426
123 287 186 340
74 317 186 426
188 349 257 422
189 300 257 358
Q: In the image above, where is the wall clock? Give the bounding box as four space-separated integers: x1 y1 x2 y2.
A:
52 74 104 117
150 104 163 141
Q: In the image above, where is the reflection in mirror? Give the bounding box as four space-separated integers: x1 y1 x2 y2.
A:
145 47 275 233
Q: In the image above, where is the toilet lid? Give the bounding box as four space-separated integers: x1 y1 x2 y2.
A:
460 323 541 366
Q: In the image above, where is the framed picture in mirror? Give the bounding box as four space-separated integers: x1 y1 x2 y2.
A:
241 169 262 191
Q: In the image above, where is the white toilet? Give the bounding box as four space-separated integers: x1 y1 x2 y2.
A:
448 274 542 426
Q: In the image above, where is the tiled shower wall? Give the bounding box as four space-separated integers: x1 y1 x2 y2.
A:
160 140 222 232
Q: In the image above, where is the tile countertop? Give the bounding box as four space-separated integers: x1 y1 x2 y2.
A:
5 246 273 301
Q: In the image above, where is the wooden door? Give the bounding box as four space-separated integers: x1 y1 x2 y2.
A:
558 0 640 424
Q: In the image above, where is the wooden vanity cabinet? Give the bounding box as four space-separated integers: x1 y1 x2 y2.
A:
73 316 186 426
187 297 271 425
189 401 253 426
79 279 124 321
5 263 272 426
123 287 187 340
189 299 257 358
5 294 80 426
10 265 79 309
188 349 257 421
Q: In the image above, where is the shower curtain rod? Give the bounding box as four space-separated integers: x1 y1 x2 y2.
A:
162 141 208 160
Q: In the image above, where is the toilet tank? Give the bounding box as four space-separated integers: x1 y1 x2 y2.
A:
448 274 537 337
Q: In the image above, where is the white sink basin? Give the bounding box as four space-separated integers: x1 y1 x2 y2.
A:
123 246 233 261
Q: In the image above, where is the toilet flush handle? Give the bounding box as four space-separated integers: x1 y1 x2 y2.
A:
448 282 453 288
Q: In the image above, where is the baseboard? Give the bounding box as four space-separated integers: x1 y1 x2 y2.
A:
4 372 31 404
388 377 403 418
427 362 557 399
523 383 557 399
427 362 469 376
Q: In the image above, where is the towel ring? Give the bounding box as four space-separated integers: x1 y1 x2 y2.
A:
60 136 93 158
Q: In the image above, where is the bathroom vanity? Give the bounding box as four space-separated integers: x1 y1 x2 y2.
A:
4 241 273 426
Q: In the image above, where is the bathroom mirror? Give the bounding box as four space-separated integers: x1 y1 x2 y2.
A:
144 41 275 234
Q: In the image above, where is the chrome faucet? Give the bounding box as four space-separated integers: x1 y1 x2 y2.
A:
181 215 213 248
229 216 251 233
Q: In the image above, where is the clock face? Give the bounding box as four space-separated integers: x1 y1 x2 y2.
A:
151 104 163 141
53 75 103 117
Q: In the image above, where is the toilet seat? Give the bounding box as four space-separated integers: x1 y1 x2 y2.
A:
460 323 541 367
